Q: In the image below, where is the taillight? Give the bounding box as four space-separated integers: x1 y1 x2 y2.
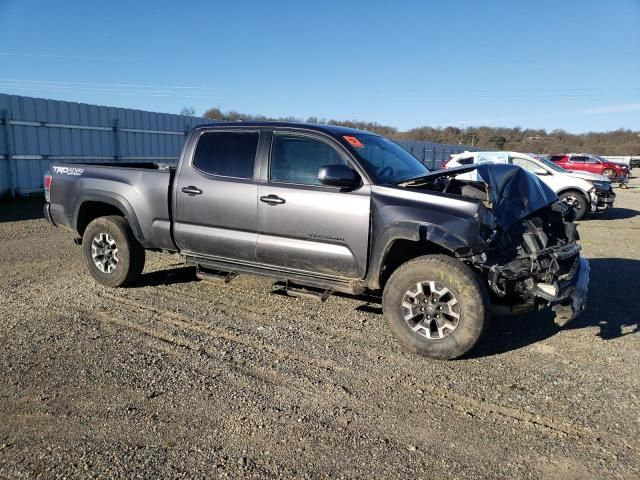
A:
44 172 52 202
441 159 451 169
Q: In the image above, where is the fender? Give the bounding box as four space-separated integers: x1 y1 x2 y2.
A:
364 220 475 290
72 190 145 242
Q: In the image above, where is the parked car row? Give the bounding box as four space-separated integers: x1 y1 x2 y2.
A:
600 155 640 170
548 153 630 187
443 151 616 220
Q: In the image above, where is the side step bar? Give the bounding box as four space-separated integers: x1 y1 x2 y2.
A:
273 280 334 302
195 265 238 283
185 255 365 295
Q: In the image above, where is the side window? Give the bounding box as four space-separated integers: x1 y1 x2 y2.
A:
270 135 347 186
193 131 259 179
457 156 474 165
570 156 586 163
511 157 540 172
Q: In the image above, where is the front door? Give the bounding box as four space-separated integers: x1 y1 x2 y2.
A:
173 130 261 262
256 132 370 279
510 156 561 191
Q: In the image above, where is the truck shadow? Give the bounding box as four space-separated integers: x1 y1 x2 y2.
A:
129 266 198 288
0 197 45 222
128 257 638 358
584 207 639 220
467 257 639 358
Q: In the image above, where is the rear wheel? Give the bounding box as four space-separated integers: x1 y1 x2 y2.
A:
82 216 145 287
559 190 588 220
382 255 489 360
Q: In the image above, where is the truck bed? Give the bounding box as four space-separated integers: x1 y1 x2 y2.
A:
48 162 177 251
66 162 176 170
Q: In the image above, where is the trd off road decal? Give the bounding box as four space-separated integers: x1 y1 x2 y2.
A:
53 166 85 176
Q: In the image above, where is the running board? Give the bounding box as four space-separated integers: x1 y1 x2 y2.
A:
273 280 334 302
184 254 365 295
196 265 238 283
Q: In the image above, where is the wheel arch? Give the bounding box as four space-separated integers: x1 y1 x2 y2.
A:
365 221 473 290
73 191 144 242
557 186 589 198
557 187 590 208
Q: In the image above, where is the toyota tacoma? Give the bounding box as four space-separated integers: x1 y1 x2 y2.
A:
44 122 589 359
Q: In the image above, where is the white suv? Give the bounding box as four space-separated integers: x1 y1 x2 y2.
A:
443 151 615 220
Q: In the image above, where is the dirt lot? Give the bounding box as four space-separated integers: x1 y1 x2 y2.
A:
1 178 639 479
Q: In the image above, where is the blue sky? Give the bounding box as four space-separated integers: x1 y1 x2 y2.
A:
0 0 638 132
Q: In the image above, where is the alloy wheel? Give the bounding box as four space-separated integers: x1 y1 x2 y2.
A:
91 233 119 273
401 281 461 339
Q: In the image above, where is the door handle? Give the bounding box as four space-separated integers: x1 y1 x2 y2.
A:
181 186 203 196
260 194 285 205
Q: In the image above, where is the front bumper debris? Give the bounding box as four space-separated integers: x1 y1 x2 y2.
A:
595 189 616 210
551 257 590 326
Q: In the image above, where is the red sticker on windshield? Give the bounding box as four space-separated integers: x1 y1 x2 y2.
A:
343 135 364 148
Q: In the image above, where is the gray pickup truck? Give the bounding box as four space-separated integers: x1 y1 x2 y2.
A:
44 122 589 359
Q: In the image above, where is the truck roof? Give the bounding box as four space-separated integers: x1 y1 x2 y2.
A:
194 121 377 137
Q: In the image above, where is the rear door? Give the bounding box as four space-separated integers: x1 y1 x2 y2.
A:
173 129 261 261
585 155 605 175
567 155 589 172
256 131 370 279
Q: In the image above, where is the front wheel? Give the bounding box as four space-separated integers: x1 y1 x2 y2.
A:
82 215 145 287
382 255 489 360
559 190 588 220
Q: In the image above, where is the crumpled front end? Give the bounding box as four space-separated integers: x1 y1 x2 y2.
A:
463 165 590 321
469 203 588 320
593 183 616 211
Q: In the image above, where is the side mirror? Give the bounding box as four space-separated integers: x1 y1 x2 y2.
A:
533 168 549 175
318 164 361 189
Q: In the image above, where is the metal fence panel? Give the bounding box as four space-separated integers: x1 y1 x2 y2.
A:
1 93 481 196
395 139 480 169
0 93 214 195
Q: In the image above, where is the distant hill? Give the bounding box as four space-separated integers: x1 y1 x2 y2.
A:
201 107 640 155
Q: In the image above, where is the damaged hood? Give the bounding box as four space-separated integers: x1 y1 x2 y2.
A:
565 170 609 183
474 163 559 229
397 164 559 229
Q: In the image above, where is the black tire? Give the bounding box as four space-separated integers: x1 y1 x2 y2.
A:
82 215 145 287
558 190 588 220
382 255 489 360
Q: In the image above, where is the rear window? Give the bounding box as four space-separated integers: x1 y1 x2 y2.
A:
193 131 259 179
549 155 566 162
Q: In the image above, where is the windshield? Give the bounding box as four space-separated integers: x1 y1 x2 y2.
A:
343 134 430 183
536 156 567 173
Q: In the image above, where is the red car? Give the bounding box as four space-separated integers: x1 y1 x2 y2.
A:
550 154 629 184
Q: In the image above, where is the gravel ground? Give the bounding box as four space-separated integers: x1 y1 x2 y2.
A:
0 178 639 479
